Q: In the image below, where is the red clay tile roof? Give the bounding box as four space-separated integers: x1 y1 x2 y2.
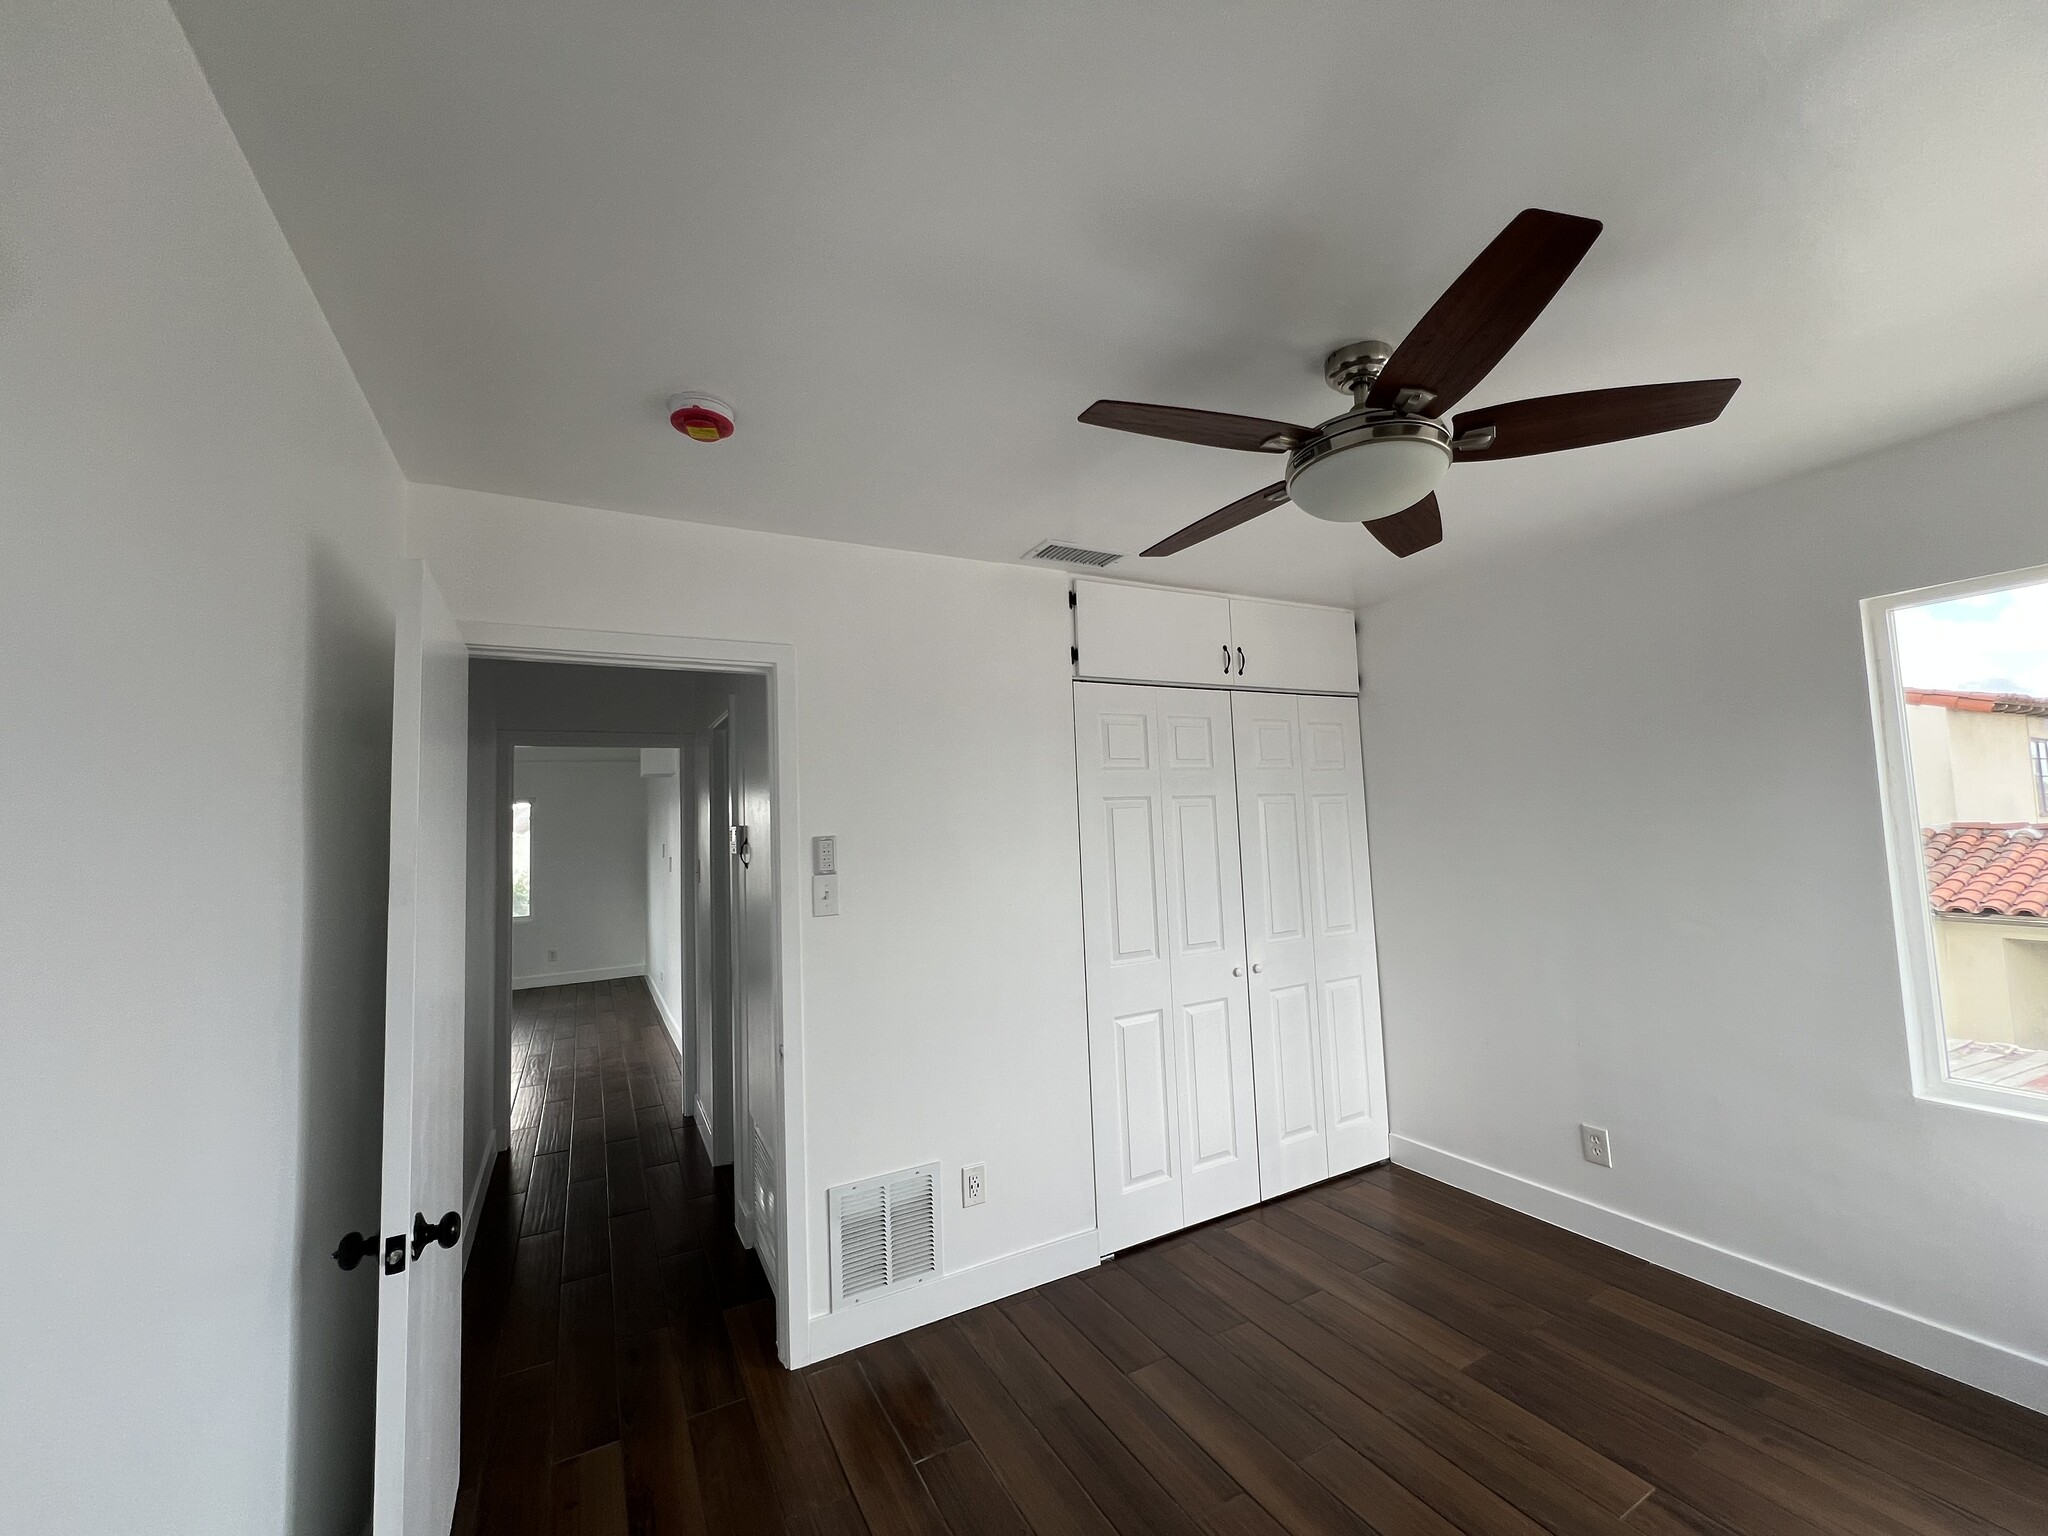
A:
1924 824 2048 917
1906 687 2048 717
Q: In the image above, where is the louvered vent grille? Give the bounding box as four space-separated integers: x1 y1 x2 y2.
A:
1025 540 1123 568
828 1163 940 1309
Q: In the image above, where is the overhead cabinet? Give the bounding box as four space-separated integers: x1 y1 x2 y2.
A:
1073 578 1360 695
1075 680 1389 1255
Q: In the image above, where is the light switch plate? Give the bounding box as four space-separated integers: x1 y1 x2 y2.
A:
812 835 837 875
811 873 838 916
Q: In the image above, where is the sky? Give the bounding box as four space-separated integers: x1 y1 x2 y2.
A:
1895 577 2048 698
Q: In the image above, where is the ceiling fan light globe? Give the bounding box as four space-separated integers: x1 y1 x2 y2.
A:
1287 432 1450 523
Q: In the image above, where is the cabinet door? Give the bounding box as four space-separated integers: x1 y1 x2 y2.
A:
1231 693 1331 1197
1228 598 1359 695
1075 579 1235 687
1298 696 1389 1172
1155 695 1262 1227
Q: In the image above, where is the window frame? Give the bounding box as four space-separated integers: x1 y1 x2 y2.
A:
2032 737 2048 819
511 798 533 923
1864 560 2048 1122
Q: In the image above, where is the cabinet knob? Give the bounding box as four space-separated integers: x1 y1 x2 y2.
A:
1232 966 1244 977
1251 962 1264 974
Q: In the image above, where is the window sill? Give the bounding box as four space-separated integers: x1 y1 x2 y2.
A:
1915 1075 2048 1125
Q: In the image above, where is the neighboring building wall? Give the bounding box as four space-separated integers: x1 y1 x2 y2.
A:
2 3 407 1530
1944 709 2043 824
510 751 650 987
1935 917 2048 1050
1906 703 1957 827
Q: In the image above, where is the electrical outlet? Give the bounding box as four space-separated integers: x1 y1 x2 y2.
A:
1580 1124 1613 1168
962 1165 986 1207
548 948 558 963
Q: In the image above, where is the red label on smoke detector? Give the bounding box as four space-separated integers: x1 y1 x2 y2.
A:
670 404 733 441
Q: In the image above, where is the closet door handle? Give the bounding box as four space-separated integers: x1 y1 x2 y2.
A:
1235 647 1246 675
1222 644 1231 675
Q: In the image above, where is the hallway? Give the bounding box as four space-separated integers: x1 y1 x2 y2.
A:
453 979 772 1533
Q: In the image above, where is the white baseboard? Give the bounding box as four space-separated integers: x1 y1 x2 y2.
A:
512 962 645 990
460 1130 499 1271
648 979 683 1054
793 1228 1100 1367
1391 1134 2048 1416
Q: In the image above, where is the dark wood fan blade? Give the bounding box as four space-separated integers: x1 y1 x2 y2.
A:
1081 400 1313 453
1452 379 1740 460
1141 482 1291 557
1362 492 1443 558
1366 209 1603 416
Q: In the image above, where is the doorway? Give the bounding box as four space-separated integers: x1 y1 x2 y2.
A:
446 651 792 1518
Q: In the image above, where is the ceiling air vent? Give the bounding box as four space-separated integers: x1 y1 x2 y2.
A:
1026 540 1123 569
828 1163 939 1309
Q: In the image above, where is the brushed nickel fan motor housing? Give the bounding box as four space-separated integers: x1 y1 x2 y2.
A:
1323 339 1394 397
1285 410 1452 523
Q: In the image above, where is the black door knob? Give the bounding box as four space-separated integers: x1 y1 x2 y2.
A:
332 1231 380 1271
411 1209 462 1260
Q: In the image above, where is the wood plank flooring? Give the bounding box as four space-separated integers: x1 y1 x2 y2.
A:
456 980 2048 1533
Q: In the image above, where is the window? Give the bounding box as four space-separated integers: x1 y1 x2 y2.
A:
1867 566 2048 1112
511 800 532 920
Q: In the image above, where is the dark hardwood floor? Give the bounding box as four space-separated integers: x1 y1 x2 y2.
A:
456 980 2048 1534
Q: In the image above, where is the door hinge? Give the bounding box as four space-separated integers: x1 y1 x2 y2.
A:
1070 646 1079 665
1068 590 1077 609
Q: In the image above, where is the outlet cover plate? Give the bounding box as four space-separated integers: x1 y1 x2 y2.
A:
962 1164 986 1207
1580 1124 1613 1168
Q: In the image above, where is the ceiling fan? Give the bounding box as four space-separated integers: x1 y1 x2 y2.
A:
1079 209 1739 559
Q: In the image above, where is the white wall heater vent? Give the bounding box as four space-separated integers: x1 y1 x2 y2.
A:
828 1163 939 1309
1026 540 1123 569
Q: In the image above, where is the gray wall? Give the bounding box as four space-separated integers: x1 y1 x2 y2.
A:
510 751 649 986
1358 397 2048 1410
1 2 406 1530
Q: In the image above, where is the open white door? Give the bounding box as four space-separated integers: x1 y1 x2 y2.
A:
373 562 470 1536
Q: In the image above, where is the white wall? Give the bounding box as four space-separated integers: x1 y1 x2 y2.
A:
1 3 406 1531
643 749 686 1049
511 751 649 986
412 484 1098 1355
1358 398 2048 1411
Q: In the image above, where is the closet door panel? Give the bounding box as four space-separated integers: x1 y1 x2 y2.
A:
1300 695 1389 1171
1159 694 1263 1226
1231 693 1331 1196
1075 685 1185 1252
1112 1008 1176 1188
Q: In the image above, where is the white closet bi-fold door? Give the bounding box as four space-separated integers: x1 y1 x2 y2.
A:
1076 682 1388 1254
1074 683 1264 1253
1231 691 1389 1196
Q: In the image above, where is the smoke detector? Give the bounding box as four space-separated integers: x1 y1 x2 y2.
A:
669 393 735 442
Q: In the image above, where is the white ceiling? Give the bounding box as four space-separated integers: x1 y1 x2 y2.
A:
173 0 2048 608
